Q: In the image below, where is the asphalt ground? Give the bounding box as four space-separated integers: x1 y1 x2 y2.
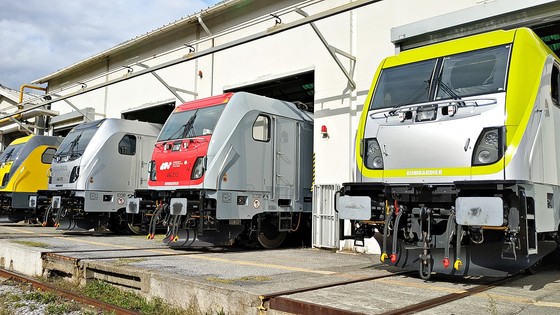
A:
1 223 560 314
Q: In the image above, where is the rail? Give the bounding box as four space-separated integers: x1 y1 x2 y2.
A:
260 271 526 314
0 268 140 315
258 270 414 314
384 273 526 315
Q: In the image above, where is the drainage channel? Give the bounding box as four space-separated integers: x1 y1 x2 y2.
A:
44 251 187 291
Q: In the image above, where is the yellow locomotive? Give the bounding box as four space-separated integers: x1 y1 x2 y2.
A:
0 135 62 223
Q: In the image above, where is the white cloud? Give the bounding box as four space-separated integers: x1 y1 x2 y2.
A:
0 0 220 89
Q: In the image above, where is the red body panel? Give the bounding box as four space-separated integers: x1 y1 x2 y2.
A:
150 136 210 187
148 93 233 188
174 93 232 112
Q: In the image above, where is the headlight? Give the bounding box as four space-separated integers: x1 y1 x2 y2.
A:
148 160 156 181
472 127 504 166
364 139 383 169
191 157 205 180
1 173 9 186
69 166 80 183
416 105 437 122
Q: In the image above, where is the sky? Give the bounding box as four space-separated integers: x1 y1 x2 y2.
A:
0 0 222 90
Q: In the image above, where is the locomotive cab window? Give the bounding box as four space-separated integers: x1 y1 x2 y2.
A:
253 115 270 142
552 64 560 106
436 45 509 99
41 148 57 164
118 135 136 155
369 45 510 112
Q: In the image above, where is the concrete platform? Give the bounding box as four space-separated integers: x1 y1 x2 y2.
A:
1 223 560 314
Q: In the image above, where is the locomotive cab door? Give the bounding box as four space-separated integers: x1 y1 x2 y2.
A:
274 117 297 207
136 135 153 189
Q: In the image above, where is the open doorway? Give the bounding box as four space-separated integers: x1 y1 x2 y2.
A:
1 131 28 148
225 70 314 112
533 23 560 56
121 101 176 125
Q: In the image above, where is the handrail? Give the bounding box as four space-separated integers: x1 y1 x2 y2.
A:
369 97 498 119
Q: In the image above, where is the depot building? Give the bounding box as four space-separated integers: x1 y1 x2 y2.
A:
6 0 560 250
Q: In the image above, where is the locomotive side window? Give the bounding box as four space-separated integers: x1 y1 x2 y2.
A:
253 115 270 142
41 148 57 164
118 135 136 155
552 65 559 106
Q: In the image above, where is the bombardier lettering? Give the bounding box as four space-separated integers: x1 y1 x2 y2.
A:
406 169 443 176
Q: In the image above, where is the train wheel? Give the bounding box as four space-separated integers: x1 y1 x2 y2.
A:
127 223 143 235
108 209 132 234
526 258 543 275
257 224 287 249
419 260 433 280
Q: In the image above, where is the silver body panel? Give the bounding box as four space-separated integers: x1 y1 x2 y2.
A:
359 93 506 184
50 118 161 212
149 92 314 219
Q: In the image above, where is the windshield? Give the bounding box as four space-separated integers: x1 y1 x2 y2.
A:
436 45 510 99
55 124 100 162
369 45 511 111
158 105 226 141
0 143 24 163
370 60 436 110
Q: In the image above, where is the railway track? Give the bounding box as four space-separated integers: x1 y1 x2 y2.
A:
259 271 527 314
384 274 526 315
0 267 140 315
2 223 549 314
258 270 415 314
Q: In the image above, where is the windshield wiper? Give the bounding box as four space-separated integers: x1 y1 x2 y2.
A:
65 133 82 157
437 80 465 106
180 114 197 139
165 113 198 141
1 149 14 162
56 132 83 160
388 80 430 115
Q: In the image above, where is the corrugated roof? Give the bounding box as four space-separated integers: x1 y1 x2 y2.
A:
32 0 241 84
0 85 39 103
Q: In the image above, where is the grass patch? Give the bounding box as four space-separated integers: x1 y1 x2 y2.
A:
12 240 50 248
83 279 186 315
0 292 15 315
206 275 272 284
0 282 85 315
45 301 81 315
7 275 223 314
24 290 58 304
